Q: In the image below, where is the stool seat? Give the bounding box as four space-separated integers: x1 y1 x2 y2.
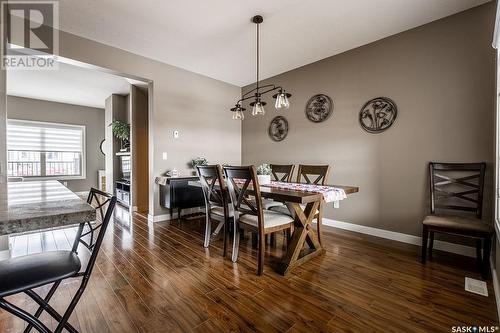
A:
0 251 81 297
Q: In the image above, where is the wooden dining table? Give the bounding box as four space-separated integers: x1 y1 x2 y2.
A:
190 180 359 275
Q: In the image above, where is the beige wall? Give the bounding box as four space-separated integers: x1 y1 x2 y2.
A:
242 3 496 237
54 30 241 216
6 96 105 192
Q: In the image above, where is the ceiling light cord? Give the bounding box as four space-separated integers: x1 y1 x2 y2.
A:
256 21 259 97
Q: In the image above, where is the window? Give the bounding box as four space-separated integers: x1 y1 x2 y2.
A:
7 119 86 179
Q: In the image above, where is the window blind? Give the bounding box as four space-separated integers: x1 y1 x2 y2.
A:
7 119 84 152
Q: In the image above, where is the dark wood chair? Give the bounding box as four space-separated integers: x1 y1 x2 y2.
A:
270 164 330 245
0 188 117 333
223 165 294 275
265 164 296 246
197 164 231 257
270 164 295 182
421 162 493 278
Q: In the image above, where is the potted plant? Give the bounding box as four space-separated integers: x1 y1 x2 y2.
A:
256 163 272 185
109 120 130 151
191 157 208 175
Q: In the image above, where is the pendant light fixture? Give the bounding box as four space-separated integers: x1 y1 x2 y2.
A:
231 15 292 120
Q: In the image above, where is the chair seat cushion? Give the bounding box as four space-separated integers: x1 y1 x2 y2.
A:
269 204 320 217
0 250 81 297
263 199 285 210
268 204 292 216
211 205 234 218
239 211 294 229
422 214 493 234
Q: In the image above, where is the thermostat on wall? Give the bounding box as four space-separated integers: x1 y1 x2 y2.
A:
173 130 179 139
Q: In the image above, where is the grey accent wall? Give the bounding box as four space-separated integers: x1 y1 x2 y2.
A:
242 3 496 237
6 96 105 192
55 30 241 216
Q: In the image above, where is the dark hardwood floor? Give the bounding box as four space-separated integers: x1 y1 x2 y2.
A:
0 207 497 332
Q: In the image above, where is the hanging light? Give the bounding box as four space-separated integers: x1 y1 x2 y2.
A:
250 99 266 116
273 89 291 110
231 104 245 120
230 15 292 120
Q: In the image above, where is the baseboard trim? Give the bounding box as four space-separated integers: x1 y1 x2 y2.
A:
322 218 476 258
148 207 205 223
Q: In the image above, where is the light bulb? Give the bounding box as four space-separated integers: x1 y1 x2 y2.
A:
252 101 265 116
232 110 244 120
275 93 290 110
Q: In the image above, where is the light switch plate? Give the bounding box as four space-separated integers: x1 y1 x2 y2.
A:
162 152 168 160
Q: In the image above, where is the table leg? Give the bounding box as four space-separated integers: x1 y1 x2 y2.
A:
0 235 11 261
277 200 326 275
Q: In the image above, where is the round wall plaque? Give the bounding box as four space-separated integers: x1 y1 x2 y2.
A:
305 94 333 123
268 116 289 142
359 97 397 133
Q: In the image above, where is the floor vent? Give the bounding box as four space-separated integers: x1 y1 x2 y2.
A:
465 277 488 297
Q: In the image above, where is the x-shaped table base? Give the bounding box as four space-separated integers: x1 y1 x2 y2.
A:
277 200 326 275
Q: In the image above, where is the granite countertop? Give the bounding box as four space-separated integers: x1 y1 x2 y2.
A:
0 180 96 236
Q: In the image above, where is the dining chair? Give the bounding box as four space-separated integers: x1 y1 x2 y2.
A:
0 188 117 333
223 165 294 275
197 164 231 257
264 164 296 246
421 162 493 278
270 164 330 245
270 164 295 182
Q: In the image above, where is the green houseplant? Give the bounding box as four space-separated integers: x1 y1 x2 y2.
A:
256 163 272 184
109 120 130 151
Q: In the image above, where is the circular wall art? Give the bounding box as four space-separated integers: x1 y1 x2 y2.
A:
305 94 333 123
268 116 289 142
359 97 397 133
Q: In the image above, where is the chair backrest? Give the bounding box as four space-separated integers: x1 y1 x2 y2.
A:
270 164 295 182
73 188 116 278
429 162 486 219
197 164 228 211
296 164 330 185
223 165 264 228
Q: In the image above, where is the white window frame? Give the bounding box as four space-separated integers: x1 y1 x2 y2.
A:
7 119 87 181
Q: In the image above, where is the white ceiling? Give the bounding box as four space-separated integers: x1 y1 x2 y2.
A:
7 61 131 108
57 0 491 87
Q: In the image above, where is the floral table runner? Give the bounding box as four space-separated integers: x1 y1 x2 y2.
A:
261 181 347 203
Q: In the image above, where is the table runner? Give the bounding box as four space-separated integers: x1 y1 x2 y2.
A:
261 181 347 203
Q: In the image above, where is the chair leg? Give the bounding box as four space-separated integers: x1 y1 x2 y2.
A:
55 279 89 333
231 221 240 263
476 239 483 270
0 297 50 333
222 218 228 258
257 233 265 275
24 281 61 333
482 235 492 279
428 231 434 257
270 233 276 247
421 225 428 264
203 212 211 248
25 288 78 333
251 232 258 249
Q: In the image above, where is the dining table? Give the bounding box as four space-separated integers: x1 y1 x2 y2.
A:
0 180 96 260
189 179 359 275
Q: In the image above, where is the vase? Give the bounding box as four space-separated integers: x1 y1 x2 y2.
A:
257 175 271 185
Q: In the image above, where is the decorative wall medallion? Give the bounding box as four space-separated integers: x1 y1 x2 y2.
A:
305 94 333 123
268 116 289 142
359 97 397 133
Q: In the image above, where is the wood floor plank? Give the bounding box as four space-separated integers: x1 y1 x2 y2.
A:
1 207 497 332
